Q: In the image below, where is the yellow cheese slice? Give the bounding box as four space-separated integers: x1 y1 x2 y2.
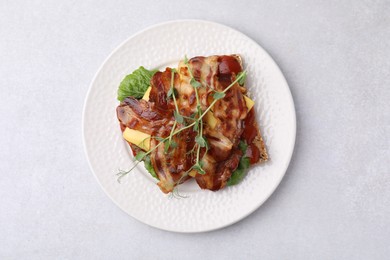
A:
123 128 151 151
142 86 152 101
244 95 254 111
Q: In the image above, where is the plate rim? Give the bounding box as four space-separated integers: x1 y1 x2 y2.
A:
82 19 296 233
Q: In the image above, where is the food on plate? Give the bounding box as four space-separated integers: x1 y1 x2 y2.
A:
116 55 268 194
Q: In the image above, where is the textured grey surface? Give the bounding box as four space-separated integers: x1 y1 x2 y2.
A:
0 0 389 259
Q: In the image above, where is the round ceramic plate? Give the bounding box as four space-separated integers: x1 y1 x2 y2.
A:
83 20 296 233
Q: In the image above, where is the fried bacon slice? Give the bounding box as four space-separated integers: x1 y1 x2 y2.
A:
117 97 171 135
117 70 195 193
117 55 268 193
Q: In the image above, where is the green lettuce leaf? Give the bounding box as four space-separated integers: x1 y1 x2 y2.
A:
117 66 157 101
143 155 158 180
227 141 250 186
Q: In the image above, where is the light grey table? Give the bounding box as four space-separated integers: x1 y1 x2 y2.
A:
1 1 389 259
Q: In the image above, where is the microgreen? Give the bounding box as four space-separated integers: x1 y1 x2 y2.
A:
192 163 205 175
174 110 184 124
190 78 202 88
213 91 226 100
167 88 173 98
155 136 165 142
195 135 207 148
164 141 170 153
237 71 246 86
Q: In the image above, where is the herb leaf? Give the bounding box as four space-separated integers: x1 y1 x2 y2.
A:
164 141 170 153
174 111 184 124
190 78 202 88
167 88 178 99
213 92 226 100
167 88 173 98
192 163 205 175
170 141 178 149
193 120 199 131
117 66 157 101
237 71 247 86
195 135 207 147
155 136 165 142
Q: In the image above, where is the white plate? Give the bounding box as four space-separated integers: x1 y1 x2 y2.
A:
83 20 296 233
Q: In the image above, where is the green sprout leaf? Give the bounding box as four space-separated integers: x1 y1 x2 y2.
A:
195 135 207 148
167 88 173 98
155 136 165 142
174 110 184 124
167 88 178 99
164 141 170 153
213 91 226 100
164 139 178 153
237 71 247 86
184 55 189 64
190 78 202 88
193 120 199 131
192 163 205 175
170 141 178 149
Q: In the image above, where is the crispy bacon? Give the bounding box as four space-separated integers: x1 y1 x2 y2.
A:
150 129 195 193
149 69 177 112
179 55 249 189
195 150 242 190
117 97 172 135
